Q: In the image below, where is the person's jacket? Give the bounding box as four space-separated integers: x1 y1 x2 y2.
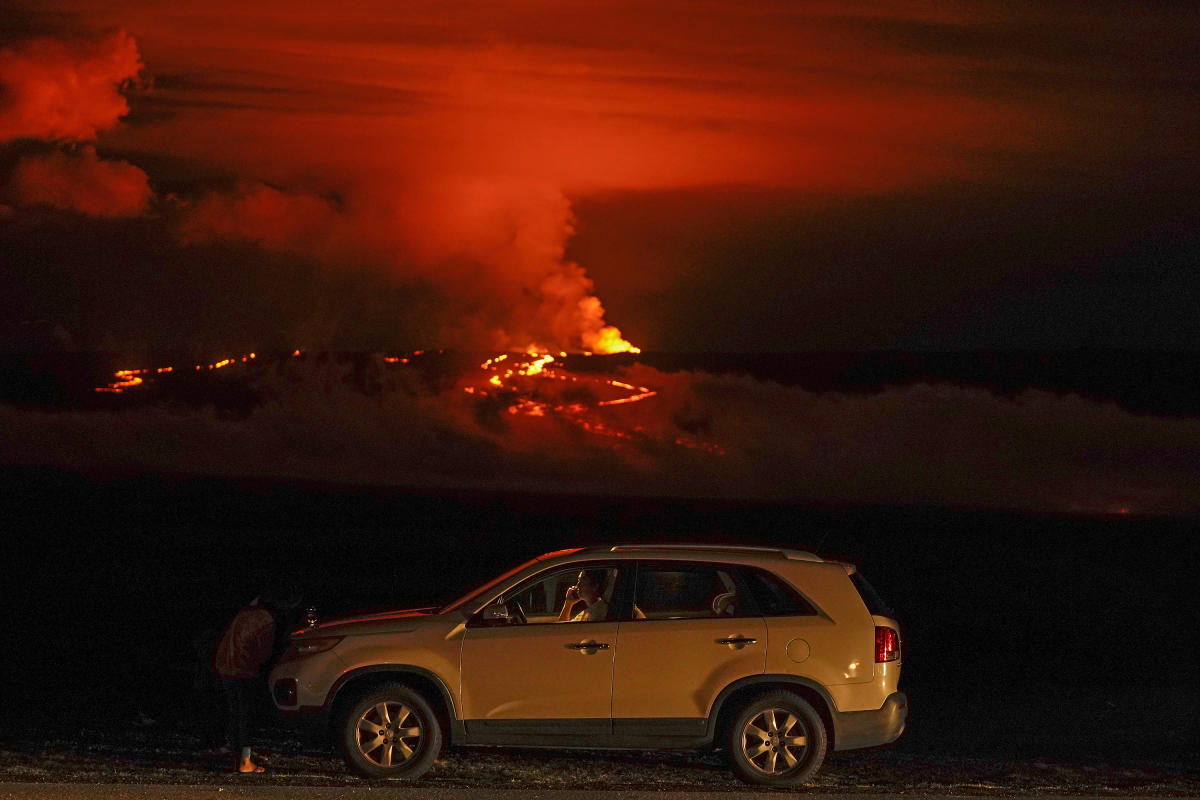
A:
213 603 276 680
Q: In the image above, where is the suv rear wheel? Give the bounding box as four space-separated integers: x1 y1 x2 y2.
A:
727 691 827 786
339 684 441 780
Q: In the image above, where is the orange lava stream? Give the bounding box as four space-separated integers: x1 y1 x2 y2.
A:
95 352 261 393
473 349 725 455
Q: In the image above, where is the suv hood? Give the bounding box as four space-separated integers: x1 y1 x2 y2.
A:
294 606 440 638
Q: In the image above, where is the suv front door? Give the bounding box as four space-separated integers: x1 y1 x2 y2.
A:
459 562 627 740
611 561 766 735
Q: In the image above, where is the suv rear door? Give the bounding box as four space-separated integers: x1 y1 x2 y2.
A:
610 561 766 734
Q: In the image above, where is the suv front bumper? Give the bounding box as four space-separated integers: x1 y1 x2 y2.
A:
832 691 907 751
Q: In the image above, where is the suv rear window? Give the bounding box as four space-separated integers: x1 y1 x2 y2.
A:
739 568 818 616
849 572 894 617
634 563 746 619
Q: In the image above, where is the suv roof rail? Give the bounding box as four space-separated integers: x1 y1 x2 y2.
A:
606 544 823 562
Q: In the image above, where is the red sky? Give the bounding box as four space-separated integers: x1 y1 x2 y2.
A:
1 0 1197 352
52 1 1057 191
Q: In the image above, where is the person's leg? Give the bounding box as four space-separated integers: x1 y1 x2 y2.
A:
222 679 264 772
237 680 266 772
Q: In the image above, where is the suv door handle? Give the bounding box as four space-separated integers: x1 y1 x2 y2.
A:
565 640 610 651
716 636 758 646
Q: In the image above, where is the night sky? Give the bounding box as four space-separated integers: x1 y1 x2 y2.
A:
2 0 1196 353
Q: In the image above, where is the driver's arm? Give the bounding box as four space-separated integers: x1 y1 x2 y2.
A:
558 586 580 621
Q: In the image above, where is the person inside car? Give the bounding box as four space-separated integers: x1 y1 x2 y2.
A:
557 570 608 622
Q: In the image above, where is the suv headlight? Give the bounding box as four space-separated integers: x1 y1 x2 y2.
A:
294 636 343 656
274 678 297 706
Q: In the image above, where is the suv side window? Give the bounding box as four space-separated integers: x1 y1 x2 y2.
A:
502 563 626 624
738 567 819 616
633 563 746 619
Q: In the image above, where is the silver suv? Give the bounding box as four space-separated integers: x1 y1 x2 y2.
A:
270 544 907 786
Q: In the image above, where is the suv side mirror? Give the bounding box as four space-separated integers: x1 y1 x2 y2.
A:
480 602 511 624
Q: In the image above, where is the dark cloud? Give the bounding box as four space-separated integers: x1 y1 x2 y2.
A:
127 71 430 120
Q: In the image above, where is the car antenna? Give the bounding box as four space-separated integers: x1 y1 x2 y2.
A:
814 529 832 551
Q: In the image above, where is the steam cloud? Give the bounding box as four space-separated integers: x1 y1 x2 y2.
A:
178 179 637 352
1 31 152 220
6 146 151 217
1 28 636 352
0 30 141 143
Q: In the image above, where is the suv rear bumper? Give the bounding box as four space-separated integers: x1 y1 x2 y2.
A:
832 691 907 751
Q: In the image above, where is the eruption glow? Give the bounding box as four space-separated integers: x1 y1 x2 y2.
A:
468 350 722 453
93 347 722 455
41 348 1200 513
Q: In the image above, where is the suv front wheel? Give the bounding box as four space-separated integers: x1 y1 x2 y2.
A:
339 684 442 780
727 690 827 786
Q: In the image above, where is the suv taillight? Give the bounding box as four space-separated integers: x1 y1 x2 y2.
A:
875 626 900 662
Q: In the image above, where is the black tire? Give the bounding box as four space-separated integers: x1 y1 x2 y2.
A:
339 684 441 780
726 690 827 787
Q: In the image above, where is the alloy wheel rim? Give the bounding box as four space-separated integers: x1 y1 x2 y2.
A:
356 701 422 767
741 708 809 775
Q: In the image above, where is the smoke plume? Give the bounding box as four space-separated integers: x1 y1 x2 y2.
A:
0 31 152 220
178 178 638 352
7 146 151 217
0 30 141 143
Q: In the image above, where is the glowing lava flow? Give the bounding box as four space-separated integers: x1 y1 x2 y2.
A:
95 352 262 393
92 346 725 456
477 350 656 407
471 349 724 454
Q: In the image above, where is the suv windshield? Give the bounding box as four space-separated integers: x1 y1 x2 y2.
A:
437 548 585 615
438 557 541 615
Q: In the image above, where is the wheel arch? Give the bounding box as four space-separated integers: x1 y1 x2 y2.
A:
327 665 464 746
708 675 838 751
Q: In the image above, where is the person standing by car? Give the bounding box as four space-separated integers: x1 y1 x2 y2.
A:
213 584 300 773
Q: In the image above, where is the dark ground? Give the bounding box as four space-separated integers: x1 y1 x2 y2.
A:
0 468 1197 793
